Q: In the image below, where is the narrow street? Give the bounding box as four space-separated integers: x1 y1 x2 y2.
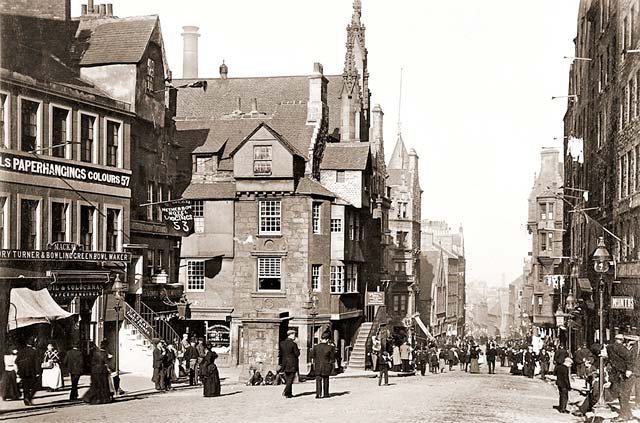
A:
0 366 577 423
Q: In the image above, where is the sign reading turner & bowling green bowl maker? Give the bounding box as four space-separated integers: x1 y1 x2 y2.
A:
0 249 131 262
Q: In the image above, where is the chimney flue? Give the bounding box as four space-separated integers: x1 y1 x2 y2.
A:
106 3 113 16
88 0 94 13
81 4 87 15
98 4 106 15
181 26 200 79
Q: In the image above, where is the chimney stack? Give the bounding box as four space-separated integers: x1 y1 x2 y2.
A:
106 3 113 16
81 4 87 15
181 26 200 78
219 60 228 80
88 0 94 13
98 4 106 16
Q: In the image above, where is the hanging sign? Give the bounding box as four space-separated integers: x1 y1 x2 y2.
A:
366 291 385 306
161 201 194 236
611 296 635 310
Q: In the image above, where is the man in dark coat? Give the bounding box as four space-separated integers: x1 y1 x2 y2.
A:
311 333 335 399
15 339 39 406
278 329 300 398
152 341 166 391
554 344 569 371
486 343 497 374
556 357 572 413
183 341 199 386
575 343 594 380
63 344 84 400
608 333 634 421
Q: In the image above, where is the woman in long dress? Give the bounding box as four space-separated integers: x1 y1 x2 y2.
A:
392 344 401 372
201 347 221 397
83 342 113 404
41 344 63 391
1 346 20 400
469 346 480 373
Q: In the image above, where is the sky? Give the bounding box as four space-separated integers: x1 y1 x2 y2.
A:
71 0 580 287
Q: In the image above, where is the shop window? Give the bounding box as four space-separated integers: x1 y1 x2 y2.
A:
257 257 281 291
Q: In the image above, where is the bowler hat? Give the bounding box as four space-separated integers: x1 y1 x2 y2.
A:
615 333 625 340
287 329 296 336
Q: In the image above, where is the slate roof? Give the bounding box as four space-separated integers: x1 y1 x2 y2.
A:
295 177 336 199
75 16 158 66
181 182 236 200
177 102 315 161
319 143 371 170
174 74 344 138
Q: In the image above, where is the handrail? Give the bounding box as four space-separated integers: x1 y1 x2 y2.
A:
139 301 180 344
122 302 156 342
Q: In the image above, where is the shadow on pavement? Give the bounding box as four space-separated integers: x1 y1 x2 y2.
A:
293 391 317 398
327 391 350 398
219 391 242 397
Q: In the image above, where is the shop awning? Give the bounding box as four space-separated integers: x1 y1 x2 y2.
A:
578 278 593 293
8 288 74 330
414 315 435 341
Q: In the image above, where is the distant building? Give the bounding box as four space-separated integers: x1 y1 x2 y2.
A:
525 148 564 333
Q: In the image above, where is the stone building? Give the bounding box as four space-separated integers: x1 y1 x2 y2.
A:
386 134 422 339
420 220 465 339
173 1 391 374
563 0 640 345
526 148 564 331
0 0 135 359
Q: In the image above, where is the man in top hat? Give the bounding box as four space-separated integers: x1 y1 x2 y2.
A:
63 343 84 400
279 329 300 398
311 331 335 399
15 338 39 406
152 340 166 391
608 333 634 422
556 356 573 414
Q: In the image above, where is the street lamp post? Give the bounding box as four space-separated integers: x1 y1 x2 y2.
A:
592 236 611 410
565 290 576 354
112 274 126 395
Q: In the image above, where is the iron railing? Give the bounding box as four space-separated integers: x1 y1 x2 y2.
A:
139 301 180 343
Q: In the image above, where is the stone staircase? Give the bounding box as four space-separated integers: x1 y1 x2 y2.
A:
347 322 373 370
119 320 155 377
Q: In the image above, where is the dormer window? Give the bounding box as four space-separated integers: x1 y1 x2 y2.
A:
195 155 211 174
253 146 272 175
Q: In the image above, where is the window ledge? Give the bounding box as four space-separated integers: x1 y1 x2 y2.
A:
251 292 286 298
256 234 282 238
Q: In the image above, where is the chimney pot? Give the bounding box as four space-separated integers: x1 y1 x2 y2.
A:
313 62 324 75
181 26 200 79
81 4 87 15
106 3 113 16
99 4 106 15
88 0 94 13
219 60 228 79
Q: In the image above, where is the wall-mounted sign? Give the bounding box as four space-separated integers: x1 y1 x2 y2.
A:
611 296 635 310
0 152 131 188
366 291 385 306
49 282 104 298
160 201 194 236
0 249 131 262
46 242 84 252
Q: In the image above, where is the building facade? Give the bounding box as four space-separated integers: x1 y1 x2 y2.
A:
525 148 564 332
563 0 640 346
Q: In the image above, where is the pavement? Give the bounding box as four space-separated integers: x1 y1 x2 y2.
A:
0 364 602 423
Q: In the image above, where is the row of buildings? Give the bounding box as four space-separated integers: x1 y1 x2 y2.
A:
0 0 434 375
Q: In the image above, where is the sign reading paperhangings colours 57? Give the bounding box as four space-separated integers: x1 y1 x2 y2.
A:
0 152 131 188
0 249 131 262
160 201 194 236
611 296 635 310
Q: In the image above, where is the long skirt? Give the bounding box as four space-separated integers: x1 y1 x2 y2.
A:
83 372 112 405
470 358 480 373
203 365 221 397
42 364 63 390
1 370 19 400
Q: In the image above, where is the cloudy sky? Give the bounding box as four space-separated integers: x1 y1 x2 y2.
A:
72 0 580 286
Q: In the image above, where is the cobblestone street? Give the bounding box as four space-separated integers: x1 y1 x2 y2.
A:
0 366 585 423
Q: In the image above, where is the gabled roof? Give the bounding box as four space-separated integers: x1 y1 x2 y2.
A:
75 16 158 66
229 122 307 160
320 143 371 170
295 177 336 199
174 74 344 138
181 182 236 200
